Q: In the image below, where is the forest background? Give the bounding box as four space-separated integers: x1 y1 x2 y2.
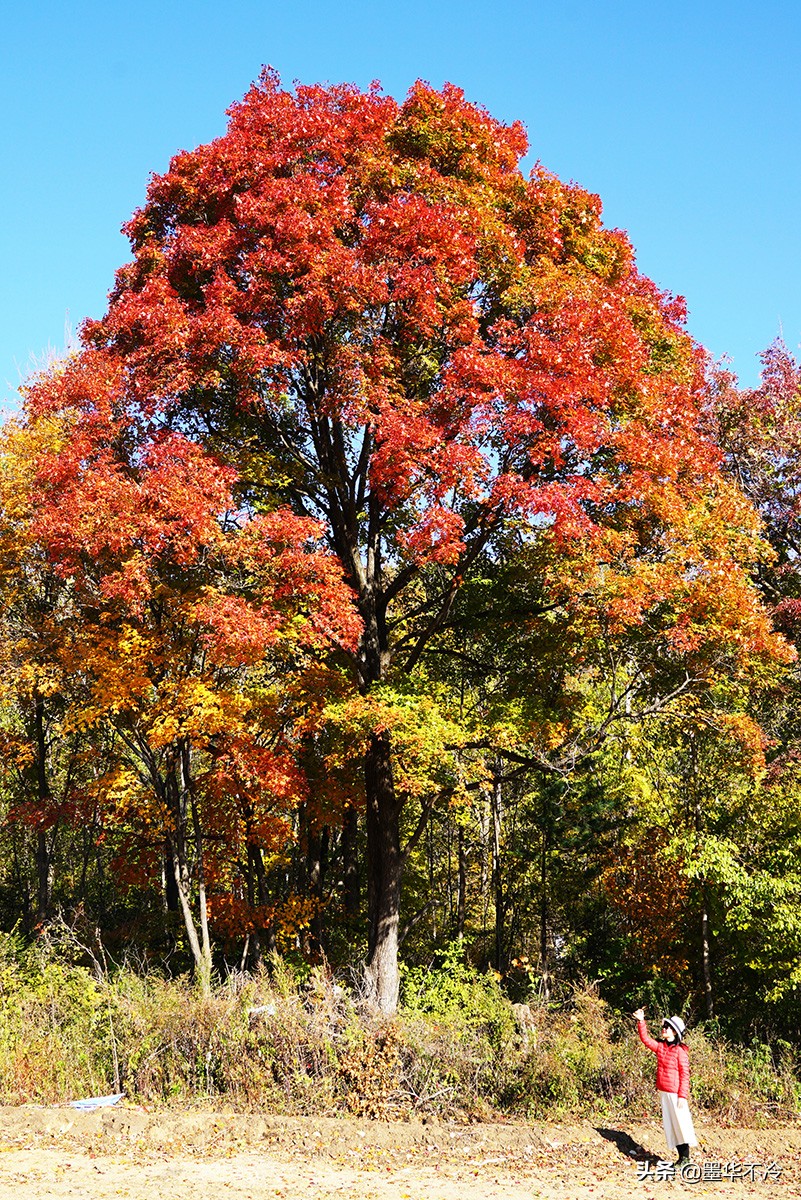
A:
1 4 801 1119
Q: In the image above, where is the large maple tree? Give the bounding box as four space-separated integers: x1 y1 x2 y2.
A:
33 72 783 1010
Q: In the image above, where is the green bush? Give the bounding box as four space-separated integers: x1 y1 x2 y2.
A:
0 929 110 1102
401 940 516 1045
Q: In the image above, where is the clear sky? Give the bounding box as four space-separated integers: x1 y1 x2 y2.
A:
2 0 799 415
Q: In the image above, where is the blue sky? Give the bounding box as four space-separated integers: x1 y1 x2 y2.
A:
2 0 799 415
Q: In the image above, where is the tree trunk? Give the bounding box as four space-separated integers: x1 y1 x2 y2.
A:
456 825 466 937
427 816 437 941
308 823 329 951
479 800 490 941
363 731 402 1012
35 833 51 925
170 838 209 991
183 745 212 995
539 821 550 1001
692 761 713 1019
166 743 212 996
242 843 261 968
33 695 53 923
491 775 504 972
700 894 714 1019
249 841 276 956
11 830 32 934
342 805 359 918
163 837 179 911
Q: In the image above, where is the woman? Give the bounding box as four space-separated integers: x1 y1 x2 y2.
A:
633 1007 697 1165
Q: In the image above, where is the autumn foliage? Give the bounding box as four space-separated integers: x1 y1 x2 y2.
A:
2 348 361 983
0 74 797 1025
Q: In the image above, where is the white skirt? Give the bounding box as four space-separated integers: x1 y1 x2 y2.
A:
659 1090 698 1150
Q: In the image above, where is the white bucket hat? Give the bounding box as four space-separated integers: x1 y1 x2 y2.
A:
663 1015 686 1041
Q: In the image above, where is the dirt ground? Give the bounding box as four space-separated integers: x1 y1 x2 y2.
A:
0 1106 798 1199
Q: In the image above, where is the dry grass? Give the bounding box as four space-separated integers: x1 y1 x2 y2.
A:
0 933 798 1123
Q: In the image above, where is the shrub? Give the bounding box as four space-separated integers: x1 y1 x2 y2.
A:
0 930 110 1102
0 936 797 1124
401 940 516 1047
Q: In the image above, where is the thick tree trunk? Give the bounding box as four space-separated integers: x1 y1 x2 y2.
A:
363 732 402 1013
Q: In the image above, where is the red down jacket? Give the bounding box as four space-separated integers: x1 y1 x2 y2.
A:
637 1020 690 1098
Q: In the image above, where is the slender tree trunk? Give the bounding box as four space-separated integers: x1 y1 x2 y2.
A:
342 805 359 918
33 695 53 923
166 744 212 996
243 844 261 968
479 798 489 941
242 796 273 964
364 732 402 1012
307 822 327 895
163 837 179 911
184 751 212 995
692 754 713 1019
170 838 206 985
249 841 275 955
446 814 454 929
358 552 404 1012
35 833 50 925
78 827 91 903
539 821 550 1001
308 824 329 951
491 775 504 972
700 897 714 1020
11 830 31 934
427 816 437 941
457 825 467 937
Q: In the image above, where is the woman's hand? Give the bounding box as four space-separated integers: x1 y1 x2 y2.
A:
633 1007 645 1021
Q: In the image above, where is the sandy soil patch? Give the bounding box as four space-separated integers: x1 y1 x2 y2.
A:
0 1106 797 1198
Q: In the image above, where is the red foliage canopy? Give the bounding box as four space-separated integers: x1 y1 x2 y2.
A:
59 72 719 617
